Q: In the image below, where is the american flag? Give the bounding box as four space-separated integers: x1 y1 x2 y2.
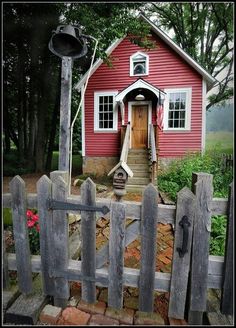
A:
157 92 164 131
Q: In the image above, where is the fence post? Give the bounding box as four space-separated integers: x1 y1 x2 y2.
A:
139 183 158 312
3 234 10 290
81 178 96 303
220 181 234 314
188 172 213 325
50 171 70 308
9 176 32 294
168 187 195 319
108 202 126 309
37 175 55 296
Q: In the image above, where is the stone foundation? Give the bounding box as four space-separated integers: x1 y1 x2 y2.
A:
83 156 119 176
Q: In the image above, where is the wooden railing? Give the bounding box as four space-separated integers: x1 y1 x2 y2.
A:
149 124 157 183
120 122 130 163
108 122 133 178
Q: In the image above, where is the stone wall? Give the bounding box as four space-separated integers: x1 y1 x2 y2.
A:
83 156 119 176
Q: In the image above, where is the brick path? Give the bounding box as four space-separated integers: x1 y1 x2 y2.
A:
38 221 178 326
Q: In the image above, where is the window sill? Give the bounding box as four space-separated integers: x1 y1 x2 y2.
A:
94 130 118 133
163 129 191 133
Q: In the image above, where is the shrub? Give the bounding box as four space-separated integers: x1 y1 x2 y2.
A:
158 149 233 202
210 215 227 256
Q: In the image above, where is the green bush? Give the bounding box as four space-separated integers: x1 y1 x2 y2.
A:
158 149 233 201
210 215 227 256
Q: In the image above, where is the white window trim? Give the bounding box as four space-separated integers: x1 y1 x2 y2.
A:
94 91 118 133
130 51 149 77
163 87 192 132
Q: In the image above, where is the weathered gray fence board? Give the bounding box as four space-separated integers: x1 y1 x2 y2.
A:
81 178 96 303
7 254 225 291
139 184 158 312
108 202 126 309
188 173 213 325
96 219 140 269
58 57 72 172
3 234 10 290
220 182 234 315
168 187 195 319
37 175 55 296
9 176 32 294
3 192 228 218
50 171 70 308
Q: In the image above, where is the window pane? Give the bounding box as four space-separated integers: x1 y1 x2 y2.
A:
169 102 174 110
169 111 174 119
169 93 175 102
180 120 185 128
168 120 173 128
180 111 185 119
104 104 108 112
174 120 179 128
175 101 180 109
175 93 180 102
104 113 108 120
99 97 103 105
99 121 103 129
108 121 113 128
180 93 186 102
108 96 113 103
180 101 186 109
109 113 113 120
134 63 146 75
173 111 180 119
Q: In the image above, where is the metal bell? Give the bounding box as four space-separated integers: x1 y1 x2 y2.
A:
48 25 88 59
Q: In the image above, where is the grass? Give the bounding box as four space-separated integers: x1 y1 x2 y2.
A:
206 131 234 153
51 151 82 174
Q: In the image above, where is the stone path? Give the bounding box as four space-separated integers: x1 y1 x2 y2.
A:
37 218 177 326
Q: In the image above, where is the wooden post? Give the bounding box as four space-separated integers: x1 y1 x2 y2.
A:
37 175 55 296
50 171 70 308
9 176 32 294
59 57 72 172
81 178 96 303
108 202 126 309
3 234 10 290
188 173 213 325
220 181 233 314
139 183 158 312
168 187 195 319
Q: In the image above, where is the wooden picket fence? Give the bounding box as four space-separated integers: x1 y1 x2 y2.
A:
3 170 234 324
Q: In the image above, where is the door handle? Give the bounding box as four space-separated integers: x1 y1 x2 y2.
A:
177 215 190 258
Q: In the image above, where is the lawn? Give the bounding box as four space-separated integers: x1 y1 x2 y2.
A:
51 151 82 174
206 131 234 153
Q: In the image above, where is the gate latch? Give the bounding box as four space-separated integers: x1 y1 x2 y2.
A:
47 199 110 215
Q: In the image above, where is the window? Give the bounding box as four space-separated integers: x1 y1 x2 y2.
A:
164 88 192 131
130 52 149 76
94 91 118 132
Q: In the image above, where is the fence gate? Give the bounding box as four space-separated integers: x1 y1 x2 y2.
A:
3 170 234 325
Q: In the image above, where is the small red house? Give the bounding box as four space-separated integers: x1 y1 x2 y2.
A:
75 15 216 190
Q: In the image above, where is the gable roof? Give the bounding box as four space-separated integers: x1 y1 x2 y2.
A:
75 14 216 92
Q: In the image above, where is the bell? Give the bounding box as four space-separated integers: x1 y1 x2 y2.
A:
49 25 88 59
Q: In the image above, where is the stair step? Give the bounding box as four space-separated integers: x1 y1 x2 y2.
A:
126 185 147 193
131 171 150 178
128 164 150 171
128 177 150 185
128 158 149 164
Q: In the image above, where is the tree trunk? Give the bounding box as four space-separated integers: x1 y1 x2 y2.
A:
45 72 60 172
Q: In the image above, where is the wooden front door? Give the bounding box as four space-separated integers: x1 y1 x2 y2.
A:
132 105 148 148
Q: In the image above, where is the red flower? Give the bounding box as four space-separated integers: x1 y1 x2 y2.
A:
32 214 39 222
27 220 35 228
26 210 33 218
36 224 40 232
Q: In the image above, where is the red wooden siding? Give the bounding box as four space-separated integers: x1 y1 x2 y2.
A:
84 32 203 158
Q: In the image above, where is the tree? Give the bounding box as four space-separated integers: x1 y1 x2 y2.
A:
146 2 233 110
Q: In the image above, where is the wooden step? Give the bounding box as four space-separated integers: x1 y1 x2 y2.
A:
128 164 150 171
127 177 150 185
126 185 146 193
128 157 149 164
131 171 150 178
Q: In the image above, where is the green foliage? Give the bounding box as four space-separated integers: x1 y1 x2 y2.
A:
210 215 227 256
158 149 233 202
3 149 34 176
3 208 12 226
